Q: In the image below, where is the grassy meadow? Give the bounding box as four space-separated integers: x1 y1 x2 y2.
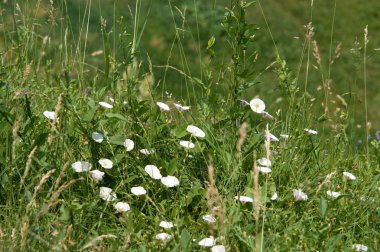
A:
0 0 379 251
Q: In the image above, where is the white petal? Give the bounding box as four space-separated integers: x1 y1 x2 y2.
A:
131 186 147 195
99 101 113 109
92 132 104 143
114 202 130 212
179 140 195 149
156 102 170 111
304 128 318 135
159 221 175 229
352 244 368 252
155 233 172 241
234 196 253 203
43 111 57 121
90 170 105 182
161 176 180 188
124 139 135 151
326 190 341 199
293 189 308 201
249 98 266 113
109 97 115 103
211 245 226 252
174 103 190 111
343 171 356 180
280 134 289 139
186 125 206 138
100 187 117 201
145 165 162 180
271 192 278 201
257 157 271 167
198 236 216 247
269 133 279 142
257 166 272 174
140 149 154 155
71 161 92 172
98 158 113 169
202 215 216 224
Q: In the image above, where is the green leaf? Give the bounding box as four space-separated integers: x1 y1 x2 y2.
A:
83 98 96 122
319 197 328 218
173 124 188 138
105 113 127 121
180 229 191 251
167 158 178 175
109 135 125 146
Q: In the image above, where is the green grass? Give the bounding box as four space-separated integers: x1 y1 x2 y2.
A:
0 0 379 251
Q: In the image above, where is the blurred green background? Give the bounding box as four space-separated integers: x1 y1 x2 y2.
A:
1 0 379 132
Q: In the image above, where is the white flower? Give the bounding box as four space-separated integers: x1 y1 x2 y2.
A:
99 101 113 109
140 149 154 155
159 221 175 229
156 102 170 111
198 236 216 247
261 111 273 120
186 125 206 138
90 170 105 182
174 103 190 111
109 97 115 103
293 189 308 201
43 111 58 121
114 202 130 213
326 190 341 199
71 161 92 172
124 139 135 151
179 140 195 149
249 98 266 113
268 133 279 142
145 165 162 180
99 187 117 201
257 166 272 174
257 157 272 167
304 128 318 135
271 192 278 201
202 215 216 224
131 186 147 196
343 171 356 181
92 132 104 143
352 244 368 252
98 158 113 169
234 195 253 203
161 176 180 188
280 134 289 139
155 233 172 241
377 187 380 192
211 245 226 252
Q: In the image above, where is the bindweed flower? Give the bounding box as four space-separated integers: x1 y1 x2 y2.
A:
124 139 135 151
174 103 190 111
98 101 113 109
131 186 147 196
198 236 216 247
161 176 180 188
145 165 162 180
261 111 273 120
114 202 130 213
343 171 356 181
237 99 249 107
98 158 113 169
156 102 170 111
304 128 318 135
140 149 154 155
280 134 289 139
109 97 115 103
159 221 175 229
352 244 368 252
100 187 117 201
155 233 172 241
43 111 58 121
326 190 341 199
90 170 105 182
293 189 308 201
357 139 363 146
179 140 195 149
92 132 104 143
234 195 253 203
257 157 272 167
202 215 216 224
186 125 206 138
269 133 279 142
376 131 380 140
271 192 278 201
211 245 226 252
72 161 92 173
249 98 266 113
257 166 272 174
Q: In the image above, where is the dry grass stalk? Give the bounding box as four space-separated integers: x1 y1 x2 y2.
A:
252 151 260 245
81 234 117 250
21 63 32 87
19 146 38 191
54 224 73 251
316 172 336 193
49 94 62 145
329 42 342 65
53 160 70 191
20 169 56 251
12 119 21 161
312 40 321 67
236 122 248 160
